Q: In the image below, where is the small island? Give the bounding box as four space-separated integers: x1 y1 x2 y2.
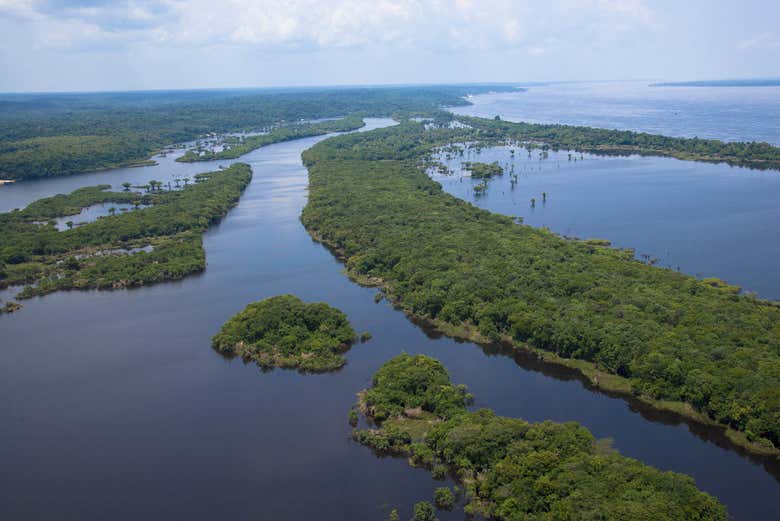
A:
462 161 503 179
352 354 728 520
212 294 359 372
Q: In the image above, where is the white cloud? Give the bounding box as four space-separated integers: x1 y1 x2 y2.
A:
739 32 780 51
0 0 655 53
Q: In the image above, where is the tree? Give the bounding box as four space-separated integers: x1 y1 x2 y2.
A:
434 487 455 510
65 220 74 230
530 197 536 208
388 509 399 521
108 207 116 216
413 502 437 521
122 182 132 191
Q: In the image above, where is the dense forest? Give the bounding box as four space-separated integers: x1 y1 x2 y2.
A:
212 294 358 372
301 122 780 453
353 354 728 520
0 85 517 181
177 115 366 162
459 115 780 170
0 163 251 304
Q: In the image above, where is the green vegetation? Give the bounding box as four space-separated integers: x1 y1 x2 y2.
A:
413 501 438 521
434 487 455 510
211 294 358 372
459 115 780 170
20 184 142 219
462 161 503 178
0 85 518 181
301 121 780 452
353 354 728 521
177 115 365 162
0 163 251 301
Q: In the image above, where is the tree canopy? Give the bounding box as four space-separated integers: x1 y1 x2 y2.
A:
353 354 728 521
212 294 358 372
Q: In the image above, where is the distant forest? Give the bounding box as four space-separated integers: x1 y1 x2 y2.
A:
0 85 518 181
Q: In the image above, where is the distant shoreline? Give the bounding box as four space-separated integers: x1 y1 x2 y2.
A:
651 79 780 87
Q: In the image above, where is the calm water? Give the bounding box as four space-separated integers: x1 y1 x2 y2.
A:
1 120 779 520
452 81 780 146
431 145 780 300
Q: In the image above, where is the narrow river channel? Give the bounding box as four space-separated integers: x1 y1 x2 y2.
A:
1 119 778 520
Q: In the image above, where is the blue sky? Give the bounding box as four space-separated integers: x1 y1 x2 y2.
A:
0 0 778 92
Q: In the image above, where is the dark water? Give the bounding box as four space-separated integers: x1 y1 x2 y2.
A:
452 81 780 146
1 120 779 521
431 146 780 300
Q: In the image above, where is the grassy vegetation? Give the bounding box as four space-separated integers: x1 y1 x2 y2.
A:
211 294 358 372
0 163 251 304
177 115 366 162
301 121 780 453
0 85 518 181
353 354 728 520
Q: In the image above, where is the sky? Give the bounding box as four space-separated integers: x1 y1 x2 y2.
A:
0 0 778 92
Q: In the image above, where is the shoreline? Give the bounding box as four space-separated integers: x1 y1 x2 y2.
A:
304 227 780 464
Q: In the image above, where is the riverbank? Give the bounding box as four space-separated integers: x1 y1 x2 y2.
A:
308 228 780 461
301 122 780 459
352 354 729 520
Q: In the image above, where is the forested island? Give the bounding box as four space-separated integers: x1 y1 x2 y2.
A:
456 115 780 170
301 121 780 455
212 295 359 372
0 163 251 306
177 115 365 162
462 161 504 179
352 354 727 520
0 85 518 181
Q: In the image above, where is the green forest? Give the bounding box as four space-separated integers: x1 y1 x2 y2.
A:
458 115 780 170
177 115 366 162
212 294 358 372
462 161 504 179
301 121 780 453
353 354 728 520
0 163 251 304
0 85 516 181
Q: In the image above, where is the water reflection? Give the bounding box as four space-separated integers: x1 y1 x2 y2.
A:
0 119 778 520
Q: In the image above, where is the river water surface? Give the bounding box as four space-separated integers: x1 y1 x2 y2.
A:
430 145 780 300
452 81 780 145
1 119 779 520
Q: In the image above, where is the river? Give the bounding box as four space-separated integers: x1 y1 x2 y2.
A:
1 118 779 520
451 80 780 146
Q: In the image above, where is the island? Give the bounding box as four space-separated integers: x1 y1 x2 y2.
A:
462 161 504 178
301 120 780 456
211 294 359 372
176 115 366 162
352 354 728 520
0 86 520 181
0 163 251 306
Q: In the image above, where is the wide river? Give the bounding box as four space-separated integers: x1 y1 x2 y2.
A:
1 117 779 520
452 80 780 145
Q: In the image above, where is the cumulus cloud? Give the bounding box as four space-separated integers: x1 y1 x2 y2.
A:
0 0 655 53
